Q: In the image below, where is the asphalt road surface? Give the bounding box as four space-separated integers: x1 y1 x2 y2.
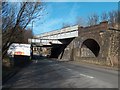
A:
3 57 118 88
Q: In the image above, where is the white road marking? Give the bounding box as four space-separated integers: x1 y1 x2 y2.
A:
64 67 72 71
35 60 38 63
67 68 72 71
33 60 38 63
80 74 94 79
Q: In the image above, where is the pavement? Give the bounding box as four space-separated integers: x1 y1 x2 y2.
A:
2 56 119 88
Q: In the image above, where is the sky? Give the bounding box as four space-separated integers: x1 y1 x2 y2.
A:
27 2 118 35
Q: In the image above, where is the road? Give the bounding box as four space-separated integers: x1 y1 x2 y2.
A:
3 56 118 88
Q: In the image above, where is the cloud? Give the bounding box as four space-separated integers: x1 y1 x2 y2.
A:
34 3 80 35
33 18 63 34
69 3 79 19
44 18 63 29
63 3 79 25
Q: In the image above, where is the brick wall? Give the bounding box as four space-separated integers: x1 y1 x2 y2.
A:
59 21 120 67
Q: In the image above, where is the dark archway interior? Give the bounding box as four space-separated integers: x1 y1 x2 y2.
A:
50 38 75 58
82 39 100 57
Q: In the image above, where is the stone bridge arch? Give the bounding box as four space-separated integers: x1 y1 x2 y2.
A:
61 21 109 61
57 21 119 66
79 33 103 58
81 38 100 57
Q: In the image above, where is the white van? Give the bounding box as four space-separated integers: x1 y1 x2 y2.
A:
7 43 31 58
7 43 32 65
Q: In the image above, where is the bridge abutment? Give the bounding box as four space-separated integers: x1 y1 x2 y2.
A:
33 21 119 67
59 21 120 67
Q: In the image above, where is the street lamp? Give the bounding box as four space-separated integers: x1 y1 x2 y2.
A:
32 21 34 34
31 21 34 59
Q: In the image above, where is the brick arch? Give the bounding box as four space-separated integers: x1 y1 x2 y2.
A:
80 38 100 57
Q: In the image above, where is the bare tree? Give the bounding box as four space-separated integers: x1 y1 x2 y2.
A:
75 16 85 26
101 12 108 21
87 13 99 26
108 10 118 27
2 2 45 58
118 11 120 29
23 29 33 44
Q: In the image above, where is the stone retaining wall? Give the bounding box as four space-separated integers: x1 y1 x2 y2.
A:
59 22 120 67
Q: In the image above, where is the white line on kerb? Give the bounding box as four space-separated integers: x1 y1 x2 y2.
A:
67 68 72 71
80 74 94 79
64 67 72 71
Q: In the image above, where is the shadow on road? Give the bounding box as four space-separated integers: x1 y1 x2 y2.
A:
2 55 33 85
32 55 49 60
2 55 118 88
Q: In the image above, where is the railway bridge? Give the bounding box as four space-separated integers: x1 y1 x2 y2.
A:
29 21 119 66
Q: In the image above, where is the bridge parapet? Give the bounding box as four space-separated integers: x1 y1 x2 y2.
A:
78 21 108 35
35 25 79 39
28 38 63 46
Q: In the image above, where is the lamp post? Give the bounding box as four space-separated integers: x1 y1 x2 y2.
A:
40 37 42 56
32 21 34 35
31 21 34 59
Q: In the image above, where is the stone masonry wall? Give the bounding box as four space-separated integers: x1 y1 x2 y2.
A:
106 30 120 66
60 21 120 67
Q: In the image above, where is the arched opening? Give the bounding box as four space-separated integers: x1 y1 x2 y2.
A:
81 39 100 57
